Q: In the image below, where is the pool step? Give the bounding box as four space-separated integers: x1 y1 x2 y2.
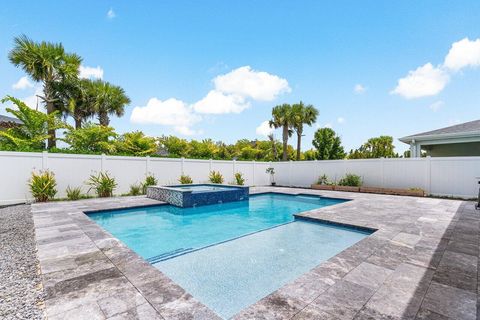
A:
147 247 193 264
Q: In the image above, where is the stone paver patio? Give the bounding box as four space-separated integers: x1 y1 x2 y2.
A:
31 187 479 319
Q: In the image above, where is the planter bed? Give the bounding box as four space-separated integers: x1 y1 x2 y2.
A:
311 184 425 197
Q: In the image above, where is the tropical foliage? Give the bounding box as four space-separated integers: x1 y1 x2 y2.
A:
338 173 362 187
234 172 245 185
66 186 82 200
9 35 82 148
86 171 117 197
29 170 57 202
64 123 117 154
209 171 224 184
179 174 193 184
348 136 399 159
269 104 294 161
115 131 157 156
291 102 318 160
312 128 346 160
142 174 158 194
0 96 67 151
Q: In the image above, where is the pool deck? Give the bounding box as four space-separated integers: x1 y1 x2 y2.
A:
31 187 479 319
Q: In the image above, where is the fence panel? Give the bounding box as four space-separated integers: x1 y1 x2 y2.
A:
1 151 480 205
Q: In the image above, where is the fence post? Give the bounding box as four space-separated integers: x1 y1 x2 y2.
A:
233 159 236 177
209 159 213 172
252 161 256 186
289 160 293 187
146 156 150 174
425 156 431 194
381 157 385 188
181 157 185 175
42 151 48 170
101 153 106 172
313 160 318 184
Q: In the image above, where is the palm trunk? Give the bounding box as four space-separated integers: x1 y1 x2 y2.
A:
46 101 56 149
74 116 82 129
98 112 109 126
282 125 288 161
296 131 302 160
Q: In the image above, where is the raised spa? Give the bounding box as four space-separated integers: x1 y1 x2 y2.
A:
146 183 249 207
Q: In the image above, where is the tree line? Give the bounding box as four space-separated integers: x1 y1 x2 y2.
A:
1 35 402 160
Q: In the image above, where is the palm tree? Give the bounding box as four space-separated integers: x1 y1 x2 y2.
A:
291 101 319 160
57 78 96 129
269 103 293 161
267 133 278 160
90 80 130 126
8 35 82 148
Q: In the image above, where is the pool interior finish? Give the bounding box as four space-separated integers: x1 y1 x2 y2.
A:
88 193 371 319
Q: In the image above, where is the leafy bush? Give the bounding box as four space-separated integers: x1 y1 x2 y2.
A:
29 170 57 202
115 131 158 156
86 172 117 197
129 183 142 196
66 186 82 200
234 172 245 185
209 171 224 184
317 174 332 185
179 174 193 184
338 173 362 187
64 123 117 154
142 174 158 194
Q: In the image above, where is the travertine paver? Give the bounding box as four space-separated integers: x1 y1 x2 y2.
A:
31 188 479 319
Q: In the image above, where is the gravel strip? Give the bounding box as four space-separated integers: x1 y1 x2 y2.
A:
0 205 45 320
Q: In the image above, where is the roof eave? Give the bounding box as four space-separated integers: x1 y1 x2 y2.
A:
399 131 480 144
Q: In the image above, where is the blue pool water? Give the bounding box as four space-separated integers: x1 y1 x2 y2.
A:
88 193 371 319
88 193 347 261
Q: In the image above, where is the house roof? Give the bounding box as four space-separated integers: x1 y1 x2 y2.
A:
399 119 480 143
0 114 23 125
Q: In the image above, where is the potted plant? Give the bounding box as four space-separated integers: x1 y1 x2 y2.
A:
266 167 276 186
335 173 362 192
311 174 335 191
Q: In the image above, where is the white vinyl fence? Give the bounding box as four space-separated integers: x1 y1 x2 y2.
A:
1 151 479 205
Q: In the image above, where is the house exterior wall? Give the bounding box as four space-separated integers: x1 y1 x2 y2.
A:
424 142 480 157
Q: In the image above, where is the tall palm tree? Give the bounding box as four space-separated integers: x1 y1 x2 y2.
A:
57 78 96 129
292 101 319 160
269 103 293 161
90 80 130 126
9 35 82 148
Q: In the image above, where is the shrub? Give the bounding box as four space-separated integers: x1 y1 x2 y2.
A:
29 170 57 202
317 174 332 185
66 186 82 200
129 183 142 196
338 173 362 187
179 174 193 184
86 172 117 197
234 172 245 185
142 174 158 194
209 171 224 184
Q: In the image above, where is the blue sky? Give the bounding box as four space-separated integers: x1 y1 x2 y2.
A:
1 1 480 153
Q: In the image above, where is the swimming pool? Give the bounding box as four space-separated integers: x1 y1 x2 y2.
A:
88 193 371 319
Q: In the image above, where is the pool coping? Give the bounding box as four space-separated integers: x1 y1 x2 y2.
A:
31 187 478 320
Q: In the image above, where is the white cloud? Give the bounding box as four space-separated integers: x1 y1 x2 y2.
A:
130 98 201 135
391 63 449 99
79 65 104 79
21 87 44 110
192 90 250 114
107 8 116 19
428 100 444 112
213 66 290 101
256 120 274 137
353 84 366 94
444 38 480 71
324 123 333 128
337 117 345 124
12 76 33 90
